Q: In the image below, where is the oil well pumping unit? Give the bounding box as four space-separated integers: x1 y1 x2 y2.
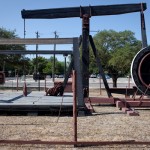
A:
0 3 149 115
0 2 150 146
21 3 150 114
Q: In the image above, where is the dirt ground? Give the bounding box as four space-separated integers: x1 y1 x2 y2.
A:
0 89 150 150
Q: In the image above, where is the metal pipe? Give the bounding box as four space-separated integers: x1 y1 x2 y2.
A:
128 76 130 88
16 72 18 91
0 50 72 55
99 76 102 95
44 75 46 92
73 70 77 144
0 140 150 146
38 77 40 91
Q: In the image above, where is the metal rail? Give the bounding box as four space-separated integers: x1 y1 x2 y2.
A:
0 140 150 146
0 38 74 45
0 50 72 55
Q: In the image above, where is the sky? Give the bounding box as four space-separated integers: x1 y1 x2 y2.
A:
0 0 150 60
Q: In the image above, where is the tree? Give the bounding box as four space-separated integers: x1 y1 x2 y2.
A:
0 27 27 76
31 56 48 74
90 30 142 87
43 56 64 75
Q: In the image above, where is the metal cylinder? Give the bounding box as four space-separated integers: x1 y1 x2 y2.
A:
131 46 150 95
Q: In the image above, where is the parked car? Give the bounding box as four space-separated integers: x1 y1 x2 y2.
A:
90 74 97 78
46 75 51 78
97 74 110 79
97 74 101 78
105 74 110 79
58 75 64 78
33 73 46 80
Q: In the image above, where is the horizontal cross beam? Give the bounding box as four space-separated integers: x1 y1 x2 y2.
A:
116 101 150 108
0 50 72 55
21 3 146 19
0 38 74 45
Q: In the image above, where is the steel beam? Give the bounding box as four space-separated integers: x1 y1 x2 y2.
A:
141 5 148 48
116 101 150 108
85 97 150 105
84 97 115 104
109 87 142 95
89 35 112 97
72 70 77 144
21 3 146 19
0 140 150 146
82 15 90 97
0 50 72 55
62 58 74 92
0 38 73 45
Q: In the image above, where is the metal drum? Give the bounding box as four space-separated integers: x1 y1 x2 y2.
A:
131 46 150 94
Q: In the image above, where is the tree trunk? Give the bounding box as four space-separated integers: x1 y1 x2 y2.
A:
112 76 118 87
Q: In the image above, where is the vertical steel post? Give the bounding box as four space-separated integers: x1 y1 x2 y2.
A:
62 58 73 91
73 38 85 116
73 70 77 146
16 72 18 91
141 3 148 48
35 31 39 82
38 78 40 91
45 75 46 92
81 14 90 97
3 61 5 72
63 54 67 78
53 31 58 82
23 19 26 81
99 76 102 95
128 76 130 88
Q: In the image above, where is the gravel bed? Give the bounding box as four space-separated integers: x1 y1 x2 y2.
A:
0 90 150 149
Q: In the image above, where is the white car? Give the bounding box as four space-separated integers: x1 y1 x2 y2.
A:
90 74 97 78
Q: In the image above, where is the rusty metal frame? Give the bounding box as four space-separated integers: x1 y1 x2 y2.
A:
0 38 73 45
0 50 72 55
0 37 87 114
0 70 150 147
0 3 150 147
73 70 77 144
0 140 150 146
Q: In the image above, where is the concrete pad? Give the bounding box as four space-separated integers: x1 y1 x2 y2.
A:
0 91 73 111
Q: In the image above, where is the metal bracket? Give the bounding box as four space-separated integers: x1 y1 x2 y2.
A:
80 5 92 18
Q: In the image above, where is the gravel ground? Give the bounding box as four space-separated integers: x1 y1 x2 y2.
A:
0 89 150 149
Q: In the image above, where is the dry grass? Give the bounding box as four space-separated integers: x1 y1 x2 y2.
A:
0 89 150 149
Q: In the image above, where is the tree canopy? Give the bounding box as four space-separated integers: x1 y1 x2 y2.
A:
29 56 65 76
90 30 142 87
0 28 69 77
0 27 27 76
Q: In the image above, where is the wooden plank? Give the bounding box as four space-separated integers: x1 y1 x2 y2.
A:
0 50 72 55
21 3 146 19
0 38 73 45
